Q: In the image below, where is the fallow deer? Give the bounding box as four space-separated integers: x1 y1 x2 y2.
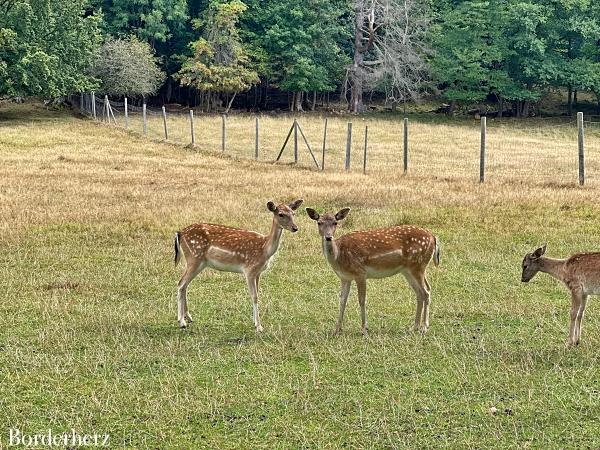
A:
306 207 440 335
521 244 600 348
174 199 303 331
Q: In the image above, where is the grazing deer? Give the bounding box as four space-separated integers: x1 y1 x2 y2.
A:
306 207 440 335
174 199 303 330
521 244 600 348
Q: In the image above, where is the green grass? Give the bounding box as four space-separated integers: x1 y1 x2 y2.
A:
0 102 599 448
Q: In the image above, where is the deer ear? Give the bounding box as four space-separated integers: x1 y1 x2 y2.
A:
305 208 320 221
335 207 351 221
267 201 277 213
288 199 303 211
533 244 547 258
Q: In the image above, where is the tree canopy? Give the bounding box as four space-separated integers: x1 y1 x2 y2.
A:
2 0 600 115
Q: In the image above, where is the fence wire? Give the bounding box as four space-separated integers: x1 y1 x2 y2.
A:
73 93 599 186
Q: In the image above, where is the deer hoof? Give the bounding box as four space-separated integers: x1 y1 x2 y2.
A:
564 339 575 349
255 325 264 333
361 328 369 336
179 319 188 329
185 313 193 323
420 325 429 334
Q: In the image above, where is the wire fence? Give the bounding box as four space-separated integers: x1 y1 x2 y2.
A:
73 93 600 186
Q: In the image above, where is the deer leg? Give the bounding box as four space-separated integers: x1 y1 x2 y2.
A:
574 294 588 346
245 272 263 332
356 278 368 335
177 261 204 328
421 276 432 333
335 280 352 335
405 271 429 333
566 290 583 348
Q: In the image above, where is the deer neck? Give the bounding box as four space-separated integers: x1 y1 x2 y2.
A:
539 257 567 281
322 238 340 266
264 218 284 258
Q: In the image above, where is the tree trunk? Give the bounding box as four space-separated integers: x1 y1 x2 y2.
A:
498 96 504 118
294 92 304 112
225 92 237 113
567 84 573 116
448 99 457 116
166 77 172 103
574 89 578 107
522 100 530 117
349 2 366 113
311 91 317 111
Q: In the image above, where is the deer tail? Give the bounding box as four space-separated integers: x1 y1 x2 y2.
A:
174 232 182 266
433 236 441 267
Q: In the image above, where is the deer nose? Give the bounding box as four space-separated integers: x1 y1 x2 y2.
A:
291 225 298 232
325 236 332 241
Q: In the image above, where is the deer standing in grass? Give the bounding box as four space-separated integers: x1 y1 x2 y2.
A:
306 207 440 335
521 244 600 348
174 199 303 330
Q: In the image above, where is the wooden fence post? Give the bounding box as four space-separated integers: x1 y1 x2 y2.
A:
294 119 298 163
321 118 328 171
403 118 408 173
124 97 128 129
190 109 195 146
255 117 259 159
221 114 226 152
142 103 147 136
79 93 83 113
162 106 168 140
91 92 96 119
104 95 109 122
578 111 585 186
480 116 486 183
363 125 368 174
345 122 352 170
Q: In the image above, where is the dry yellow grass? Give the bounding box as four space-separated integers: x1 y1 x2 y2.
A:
1 102 600 448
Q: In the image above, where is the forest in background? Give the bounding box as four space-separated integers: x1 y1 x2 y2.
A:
1 0 600 116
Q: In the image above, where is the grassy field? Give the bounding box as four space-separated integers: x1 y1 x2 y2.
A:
1 102 600 448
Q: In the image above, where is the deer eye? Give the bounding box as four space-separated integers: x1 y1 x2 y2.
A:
317 221 323 225
333 221 338 225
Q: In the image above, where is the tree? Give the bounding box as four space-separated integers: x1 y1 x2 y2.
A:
90 37 165 98
177 0 259 112
0 0 101 98
348 0 430 113
260 0 349 111
95 0 192 101
368 0 430 110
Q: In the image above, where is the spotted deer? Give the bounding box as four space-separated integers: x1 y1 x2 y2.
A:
306 207 440 335
174 199 303 330
521 244 600 348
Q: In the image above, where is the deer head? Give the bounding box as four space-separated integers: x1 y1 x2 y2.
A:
268 199 303 232
306 207 351 241
521 244 547 282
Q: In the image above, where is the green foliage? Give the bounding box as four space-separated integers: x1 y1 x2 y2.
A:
177 1 258 95
430 0 600 111
0 0 101 97
258 0 350 93
91 37 165 97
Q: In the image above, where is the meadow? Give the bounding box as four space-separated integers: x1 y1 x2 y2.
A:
1 102 600 448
